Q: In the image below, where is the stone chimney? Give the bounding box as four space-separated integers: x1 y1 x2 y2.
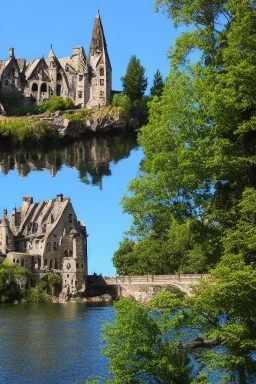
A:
9 47 14 59
56 193 63 202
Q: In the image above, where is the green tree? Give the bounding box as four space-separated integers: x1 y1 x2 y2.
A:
102 298 191 384
47 273 62 296
150 69 164 97
121 55 148 102
115 0 256 274
103 255 256 383
0 260 29 303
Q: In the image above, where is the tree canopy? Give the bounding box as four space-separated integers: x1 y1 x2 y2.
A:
121 55 148 102
150 69 164 97
113 0 256 276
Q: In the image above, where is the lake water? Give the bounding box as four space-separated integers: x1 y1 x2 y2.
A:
0 303 115 384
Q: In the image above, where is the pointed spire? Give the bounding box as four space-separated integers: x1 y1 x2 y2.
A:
89 10 111 67
96 6 100 17
48 44 56 59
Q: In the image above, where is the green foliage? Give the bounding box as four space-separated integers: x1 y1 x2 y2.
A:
150 69 164 97
104 257 256 382
114 0 256 275
47 273 62 296
102 298 191 384
0 118 55 144
111 93 132 114
121 55 148 102
37 96 74 114
22 280 50 303
0 260 30 303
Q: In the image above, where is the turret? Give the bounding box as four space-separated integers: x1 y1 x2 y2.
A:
48 45 58 95
0 210 14 255
88 9 112 107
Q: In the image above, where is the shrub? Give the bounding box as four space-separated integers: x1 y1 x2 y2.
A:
111 94 132 115
37 97 75 114
0 118 55 143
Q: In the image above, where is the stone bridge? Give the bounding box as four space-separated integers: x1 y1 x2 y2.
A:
100 274 207 303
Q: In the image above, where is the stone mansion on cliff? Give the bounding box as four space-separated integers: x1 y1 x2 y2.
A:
0 10 112 108
0 195 88 294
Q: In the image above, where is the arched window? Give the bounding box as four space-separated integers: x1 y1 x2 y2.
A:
64 250 68 257
57 73 62 81
41 83 47 92
32 83 38 92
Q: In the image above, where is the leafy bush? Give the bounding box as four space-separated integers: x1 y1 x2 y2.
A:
37 97 75 114
0 118 55 143
111 94 132 115
22 281 50 303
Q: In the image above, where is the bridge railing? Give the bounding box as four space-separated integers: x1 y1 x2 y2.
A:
104 274 207 285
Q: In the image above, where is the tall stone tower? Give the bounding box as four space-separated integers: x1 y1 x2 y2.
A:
48 45 58 97
88 9 112 107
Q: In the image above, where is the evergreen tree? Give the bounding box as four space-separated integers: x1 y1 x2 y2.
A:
121 55 148 102
150 69 164 97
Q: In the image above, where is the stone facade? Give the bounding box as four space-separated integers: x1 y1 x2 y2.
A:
0 195 88 294
0 10 112 108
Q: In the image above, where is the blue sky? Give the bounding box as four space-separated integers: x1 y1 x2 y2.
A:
0 0 180 276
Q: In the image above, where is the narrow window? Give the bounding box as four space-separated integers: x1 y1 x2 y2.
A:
17 259 19 264
71 279 73 286
31 83 38 92
48 242 51 251
69 250 73 257
21 259 25 267
100 68 104 76
49 260 52 269
44 259 47 266
55 259 58 269
64 250 68 257
75 281 77 286
41 83 47 92
79 75 83 81
76 262 79 268
38 258 41 268
78 91 82 99
13 259 16 263
69 214 73 223
100 90 104 96
100 79 104 86
53 242 57 251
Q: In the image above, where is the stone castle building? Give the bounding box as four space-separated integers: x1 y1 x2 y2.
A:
0 10 111 108
0 195 88 294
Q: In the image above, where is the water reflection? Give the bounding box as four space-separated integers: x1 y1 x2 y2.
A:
0 133 138 187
